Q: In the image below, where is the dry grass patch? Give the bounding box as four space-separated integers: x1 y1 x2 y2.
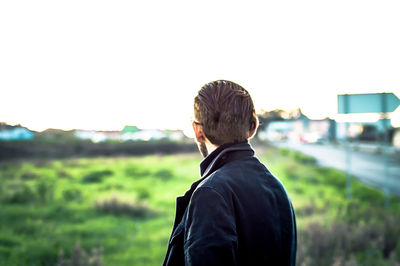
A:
95 196 158 219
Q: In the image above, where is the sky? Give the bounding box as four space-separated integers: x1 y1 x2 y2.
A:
1 0 400 132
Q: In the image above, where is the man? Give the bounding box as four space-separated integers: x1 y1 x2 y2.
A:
163 80 297 266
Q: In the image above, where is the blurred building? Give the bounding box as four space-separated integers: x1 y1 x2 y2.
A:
122 129 166 141
74 130 121 142
165 130 185 141
335 119 393 142
74 126 184 142
260 115 335 143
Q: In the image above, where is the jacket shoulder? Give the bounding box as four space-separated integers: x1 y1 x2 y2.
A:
196 157 267 194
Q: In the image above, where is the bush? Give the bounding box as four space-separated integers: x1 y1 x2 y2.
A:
20 171 39 180
22 241 59 266
35 178 55 204
125 166 150 178
63 188 83 202
82 170 113 183
291 152 317 165
154 168 173 180
0 235 20 248
278 148 291 157
279 147 317 164
57 170 71 178
382 213 400 258
318 167 346 189
298 222 380 266
295 202 317 217
57 242 103 266
95 196 157 219
135 186 150 200
0 169 15 180
0 181 36 204
284 162 300 180
353 184 384 205
297 206 400 266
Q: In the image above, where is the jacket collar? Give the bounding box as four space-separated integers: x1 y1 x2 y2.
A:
200 141 254 177
181 141 254 201
170 141 254 235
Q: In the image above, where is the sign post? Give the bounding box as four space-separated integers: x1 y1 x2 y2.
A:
345 122 352 199
338 93 400 207
341 94 352 199
382 115 390 208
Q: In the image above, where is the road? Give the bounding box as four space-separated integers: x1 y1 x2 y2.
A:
275 142 400 197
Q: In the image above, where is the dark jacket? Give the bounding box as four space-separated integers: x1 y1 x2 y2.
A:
163 142 297 266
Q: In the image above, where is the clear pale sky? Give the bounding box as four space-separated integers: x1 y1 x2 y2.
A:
1 0 399 132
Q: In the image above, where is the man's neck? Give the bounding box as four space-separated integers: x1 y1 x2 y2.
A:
205 141 219 155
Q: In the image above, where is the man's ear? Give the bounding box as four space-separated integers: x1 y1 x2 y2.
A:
192 121 206 143
248 119 258 139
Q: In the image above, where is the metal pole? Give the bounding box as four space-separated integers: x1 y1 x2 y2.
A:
344 95 352 199
346 122 352 199
383 119 390 208
382 94 390 208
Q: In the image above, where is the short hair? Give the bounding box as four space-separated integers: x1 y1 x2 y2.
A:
194 80 258 145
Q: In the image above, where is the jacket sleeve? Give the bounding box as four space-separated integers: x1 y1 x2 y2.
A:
183 186 238 266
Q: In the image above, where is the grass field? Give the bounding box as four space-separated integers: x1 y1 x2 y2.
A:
0 145 399 266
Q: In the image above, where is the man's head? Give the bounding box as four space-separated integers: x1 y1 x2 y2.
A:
193 80 258 157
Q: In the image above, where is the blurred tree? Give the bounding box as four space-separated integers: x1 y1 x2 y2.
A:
34 129 77 143
257 108 303 133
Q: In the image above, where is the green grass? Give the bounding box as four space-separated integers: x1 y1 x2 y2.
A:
0 146 399 265
0 154 198 266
